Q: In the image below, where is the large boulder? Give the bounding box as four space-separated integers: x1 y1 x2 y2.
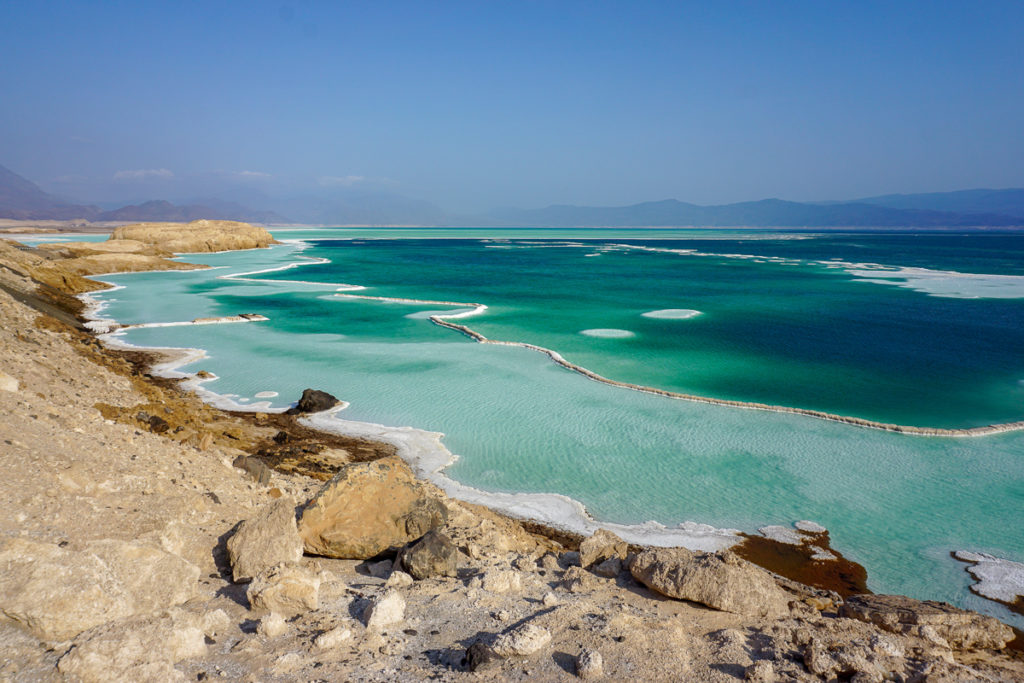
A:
629 547 791 618
579 528 627 569
0 537 199 642
226 497 304 583
839 594 1014 650
397 530 459 580
299 457 448 559
285 388 341 415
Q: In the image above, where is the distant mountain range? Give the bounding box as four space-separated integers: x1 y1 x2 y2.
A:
0 165 288 224
2 163 1023 228
487 195 1024 228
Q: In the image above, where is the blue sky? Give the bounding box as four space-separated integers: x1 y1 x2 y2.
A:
1 1 1022 211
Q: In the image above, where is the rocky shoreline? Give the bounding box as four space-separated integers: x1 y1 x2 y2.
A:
1 225 1023 681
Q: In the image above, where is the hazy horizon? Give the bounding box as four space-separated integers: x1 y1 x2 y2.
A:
3 1 1023 213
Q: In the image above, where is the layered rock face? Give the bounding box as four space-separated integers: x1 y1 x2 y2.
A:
840 594 1015 650
109 219 276 253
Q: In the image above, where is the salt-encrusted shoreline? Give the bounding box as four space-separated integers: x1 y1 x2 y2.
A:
4 231 1024 681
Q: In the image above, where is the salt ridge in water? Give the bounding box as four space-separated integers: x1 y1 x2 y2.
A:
580 328 635 338
641 308 702 319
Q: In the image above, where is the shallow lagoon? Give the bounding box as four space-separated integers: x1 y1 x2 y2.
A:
88 229 1024 626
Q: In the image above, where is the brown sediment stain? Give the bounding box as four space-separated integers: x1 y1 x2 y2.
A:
733 530 870 598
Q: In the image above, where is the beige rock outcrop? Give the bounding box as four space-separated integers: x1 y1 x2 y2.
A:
56 608 208 682
298 457 448 559
0 537 200 641
630 548 791 618
247 563 321 615
839 594 1015 650
226 497 303 583
579 528 627 569
109 219 275 253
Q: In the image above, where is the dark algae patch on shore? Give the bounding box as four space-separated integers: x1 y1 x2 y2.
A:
735 530 870 598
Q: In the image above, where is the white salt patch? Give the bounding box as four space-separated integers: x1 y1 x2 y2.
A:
795 520 827 533
758 525 805 545
580 329 635 339
809 546 837 561
641 309 702 320
955 551 1024 603
846 267 1024 299
254 391 279 399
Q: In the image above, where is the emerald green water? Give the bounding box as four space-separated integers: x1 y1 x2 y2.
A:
84 229 1024 626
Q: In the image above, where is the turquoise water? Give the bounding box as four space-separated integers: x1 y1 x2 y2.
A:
86 229 1024 626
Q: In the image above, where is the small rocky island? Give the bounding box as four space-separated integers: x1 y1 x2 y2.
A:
0 224 1021 681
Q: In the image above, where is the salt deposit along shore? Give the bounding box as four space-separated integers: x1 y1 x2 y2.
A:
1 225 1023 681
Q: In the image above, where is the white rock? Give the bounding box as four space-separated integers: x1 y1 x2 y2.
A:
364 589 405 629
480 569 522 594
385 570 414 588
0 371 18 392
257 612 289 638
576 648 604 679
542 591 559 607
315 625 352 648
795 520 827 533
492 623 552 657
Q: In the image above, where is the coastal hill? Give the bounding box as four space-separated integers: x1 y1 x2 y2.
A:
109 219 277 253
0 230 1021 679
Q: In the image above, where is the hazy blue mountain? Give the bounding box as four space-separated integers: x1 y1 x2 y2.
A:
840 189 1024 219
0 164 101 220
0 164 288 223
487 198 1023 228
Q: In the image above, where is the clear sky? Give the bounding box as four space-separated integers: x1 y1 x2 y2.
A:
2 1 1022 211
